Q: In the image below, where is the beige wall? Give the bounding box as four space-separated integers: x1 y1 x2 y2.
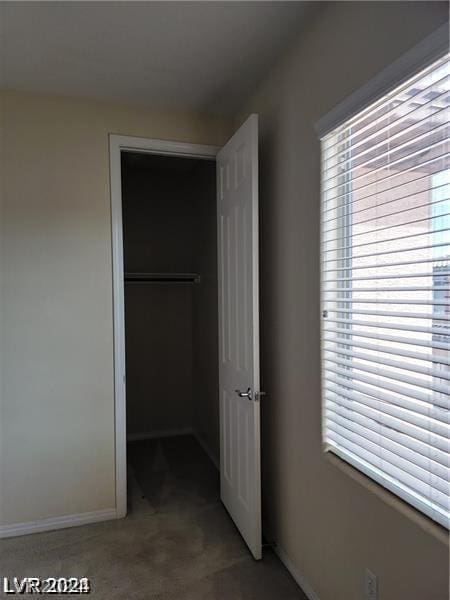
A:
0 90 230 526
236 2 449 599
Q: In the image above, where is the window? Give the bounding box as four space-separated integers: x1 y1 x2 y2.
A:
320 52 449 528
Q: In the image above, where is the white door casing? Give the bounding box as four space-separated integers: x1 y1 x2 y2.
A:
217 114 262 560
109 135 219 519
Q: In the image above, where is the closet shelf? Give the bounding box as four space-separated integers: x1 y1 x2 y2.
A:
124 272 201 284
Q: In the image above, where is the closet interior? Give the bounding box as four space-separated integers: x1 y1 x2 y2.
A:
121 151 220 510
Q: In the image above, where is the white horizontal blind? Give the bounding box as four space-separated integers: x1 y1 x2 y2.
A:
320 52 450 529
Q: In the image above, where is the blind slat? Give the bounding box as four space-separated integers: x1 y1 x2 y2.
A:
322 256 450 274
324 285 450 293
323 336 450 367
323 93 449 171
323 152 448 207
325 355 450 396
322 225 450 254
324 272 450 284
325 368 449 411
326 386 450 450
328 445 449 529
325 379 450 430
323 347 450 381
323 193 449 234
322 62 449 154
322 240 450 264
326 429 450 511
322 119 448 184
325 410 450 494
324 298 450 306
322 163 447 217
323 184 449 229
323 140 448 194
326 399 449 467
323 326 450 351
324 316 450 338
324 308 449 321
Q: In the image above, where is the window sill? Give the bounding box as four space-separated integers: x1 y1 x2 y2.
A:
324 450 449 547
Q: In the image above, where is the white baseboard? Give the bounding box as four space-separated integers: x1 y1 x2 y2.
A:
273 544 320 600
127 427 193 442
1 429 215 540
0 508 117 540
193 430 220 471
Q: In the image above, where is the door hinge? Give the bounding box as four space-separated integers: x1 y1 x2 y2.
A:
255 391 266 402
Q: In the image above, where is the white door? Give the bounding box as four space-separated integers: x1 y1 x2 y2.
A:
217 114 261 560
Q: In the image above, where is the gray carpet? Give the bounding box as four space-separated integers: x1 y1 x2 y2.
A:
0 435 307 599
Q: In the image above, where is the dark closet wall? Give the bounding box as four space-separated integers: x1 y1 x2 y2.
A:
121 153 218 457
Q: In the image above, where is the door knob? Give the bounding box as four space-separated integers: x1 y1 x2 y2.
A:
235 387 253 401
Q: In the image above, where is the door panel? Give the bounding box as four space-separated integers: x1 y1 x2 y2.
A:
217 114 261 560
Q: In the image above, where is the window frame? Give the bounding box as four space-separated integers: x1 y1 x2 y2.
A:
315 24 448 139
317 25 450 533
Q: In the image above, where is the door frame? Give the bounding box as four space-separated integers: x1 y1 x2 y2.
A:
109 134 219 517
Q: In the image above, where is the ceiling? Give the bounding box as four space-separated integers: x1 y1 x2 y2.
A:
0 1 314 116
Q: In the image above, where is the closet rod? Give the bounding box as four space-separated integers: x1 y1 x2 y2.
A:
124 272 201 284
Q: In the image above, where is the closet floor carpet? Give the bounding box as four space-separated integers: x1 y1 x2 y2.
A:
0 435 307 599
